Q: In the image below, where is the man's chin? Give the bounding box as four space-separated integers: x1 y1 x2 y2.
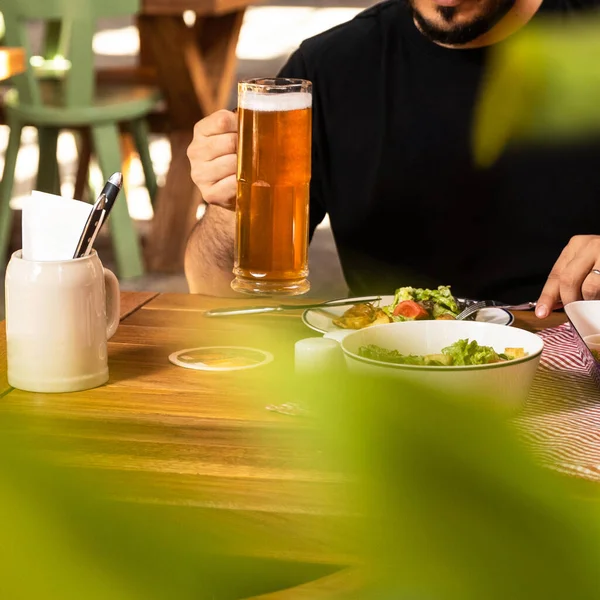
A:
408 0 517 45
412 11 487 44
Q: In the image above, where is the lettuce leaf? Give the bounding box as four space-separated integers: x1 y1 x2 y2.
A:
359 339 510 367
441 339 502 366
359 345 429 365
388 286 459 318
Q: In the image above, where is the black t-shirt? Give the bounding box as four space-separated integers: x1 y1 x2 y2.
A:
278 0 600 302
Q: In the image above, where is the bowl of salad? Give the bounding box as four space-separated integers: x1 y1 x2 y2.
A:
339 320 544 412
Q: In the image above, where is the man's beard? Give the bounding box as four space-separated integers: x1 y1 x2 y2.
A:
409 0 516 45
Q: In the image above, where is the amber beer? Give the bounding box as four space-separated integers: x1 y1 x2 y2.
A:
232 79 312 295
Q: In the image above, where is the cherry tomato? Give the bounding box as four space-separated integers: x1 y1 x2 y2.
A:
393 300 430 320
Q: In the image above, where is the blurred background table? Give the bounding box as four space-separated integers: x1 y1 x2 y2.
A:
138 0 252 273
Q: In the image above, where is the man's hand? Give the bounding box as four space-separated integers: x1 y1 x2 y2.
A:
187 110 238 210
536 235 600 318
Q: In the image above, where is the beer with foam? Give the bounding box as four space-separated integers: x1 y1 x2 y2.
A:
233 79 312 295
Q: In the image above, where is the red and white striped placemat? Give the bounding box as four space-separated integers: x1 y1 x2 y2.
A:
516 323 600 480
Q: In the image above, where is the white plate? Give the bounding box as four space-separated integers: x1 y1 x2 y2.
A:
301 295 515 334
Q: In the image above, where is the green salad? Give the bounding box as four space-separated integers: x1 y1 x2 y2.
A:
378 285 461 322
333 285 462 329
358 339 526 367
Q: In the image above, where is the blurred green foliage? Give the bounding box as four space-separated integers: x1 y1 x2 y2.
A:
474 16 600 166
2 369 600 598
0 415 278 599
311 374 600 598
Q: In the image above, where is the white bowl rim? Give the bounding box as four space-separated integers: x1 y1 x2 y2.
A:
340 320 544 372
565 300 600 308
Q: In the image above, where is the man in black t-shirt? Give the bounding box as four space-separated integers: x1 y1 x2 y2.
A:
185 0 600 320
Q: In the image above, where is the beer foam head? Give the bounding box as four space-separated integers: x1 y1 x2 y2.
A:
239 92 312 112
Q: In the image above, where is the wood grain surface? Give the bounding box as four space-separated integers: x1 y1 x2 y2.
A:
0 293 576 597
119 290 160 319
0 293 351 566
512 310 566 333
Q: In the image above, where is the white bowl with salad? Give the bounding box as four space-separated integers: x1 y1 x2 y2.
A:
340 320 544 412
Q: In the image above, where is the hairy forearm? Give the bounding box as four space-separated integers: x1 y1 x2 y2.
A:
184 205 237 296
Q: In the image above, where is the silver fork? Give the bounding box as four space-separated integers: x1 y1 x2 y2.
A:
456 300 536 321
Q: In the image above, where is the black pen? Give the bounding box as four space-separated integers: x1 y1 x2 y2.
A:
73 172 123 259
98 172 123 224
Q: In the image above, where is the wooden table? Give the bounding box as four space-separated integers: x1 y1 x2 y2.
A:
0 296 581 597
0 47 26 81
138 0 253 273
0 292 355 597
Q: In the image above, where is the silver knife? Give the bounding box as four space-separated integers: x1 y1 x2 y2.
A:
204 296 382 317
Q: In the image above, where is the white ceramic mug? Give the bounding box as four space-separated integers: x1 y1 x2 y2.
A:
5 250 120 393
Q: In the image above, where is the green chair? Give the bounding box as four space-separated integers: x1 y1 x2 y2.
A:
0 0 160 278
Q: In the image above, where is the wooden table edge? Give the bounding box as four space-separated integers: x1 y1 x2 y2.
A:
119 291 160 320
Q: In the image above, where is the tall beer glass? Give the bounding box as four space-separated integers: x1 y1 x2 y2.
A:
232 78 312 296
